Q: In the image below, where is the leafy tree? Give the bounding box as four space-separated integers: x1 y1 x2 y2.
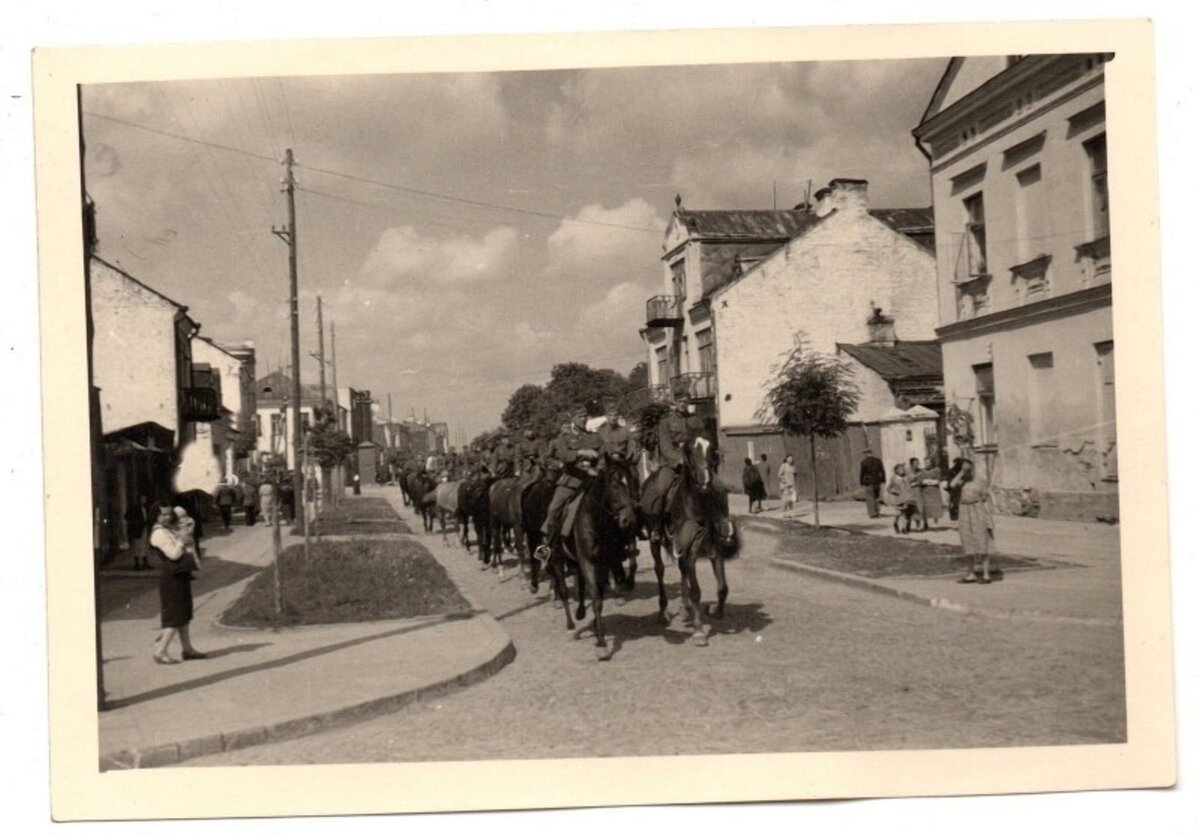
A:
756 334 860 527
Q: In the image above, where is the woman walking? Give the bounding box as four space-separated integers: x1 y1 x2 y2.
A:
887 463 918 534
915 456 945 530
742 457 765 513
951 459 997 583
778 454 798 516
149 506 206 664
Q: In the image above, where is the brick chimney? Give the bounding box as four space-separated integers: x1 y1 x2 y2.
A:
867 304 896 346
828 178 869 216
813 187 834 218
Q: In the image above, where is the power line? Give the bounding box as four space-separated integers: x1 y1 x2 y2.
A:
86 108 663 234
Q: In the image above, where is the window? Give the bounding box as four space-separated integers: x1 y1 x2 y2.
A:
973 363 996 447
963 192 988 275
1085 134 1108 239
1015 164 1045 261
1028 353 1055 444
957 276 991 321
670 258 686 303
697 329 715 375
1095 341 1117 480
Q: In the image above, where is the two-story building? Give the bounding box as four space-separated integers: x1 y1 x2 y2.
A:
192 336 258 477
913 53 1116 521
253 370 325 471
90 256 221 556
707 179 939 496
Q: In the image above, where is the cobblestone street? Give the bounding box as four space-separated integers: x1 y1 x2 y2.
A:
189 489 1125 766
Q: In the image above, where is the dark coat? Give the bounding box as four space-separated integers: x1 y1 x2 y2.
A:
860 455 886 486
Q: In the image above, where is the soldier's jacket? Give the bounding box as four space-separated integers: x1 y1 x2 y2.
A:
516 437 545 471
547 430 600 489
657 412 704 468
597 422 638 463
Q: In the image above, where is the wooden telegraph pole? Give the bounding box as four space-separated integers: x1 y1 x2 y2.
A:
273 148 304 535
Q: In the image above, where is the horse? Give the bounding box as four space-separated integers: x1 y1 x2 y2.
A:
407 471 438 534
459 474 495 570
653 434 739 646
432 479 464 546
561 464 638 661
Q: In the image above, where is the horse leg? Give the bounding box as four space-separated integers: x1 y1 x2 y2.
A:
550 556 574 630
439 511 449 545
574 560 587 624
707 553 729 620
577 559 609 660
650 539 670 625
682 547 709 646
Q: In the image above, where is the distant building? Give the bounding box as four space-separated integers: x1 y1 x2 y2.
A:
193 336 257 476
253 370 324 470
913 53 1116 520
706 179 939 496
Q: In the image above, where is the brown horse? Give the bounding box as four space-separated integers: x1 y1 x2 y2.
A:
487 476 526 583
407 471 438 534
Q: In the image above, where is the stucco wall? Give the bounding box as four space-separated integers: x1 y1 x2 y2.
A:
713 209 938 429
91 260 181 437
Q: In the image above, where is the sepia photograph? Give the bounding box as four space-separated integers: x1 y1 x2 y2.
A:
30 17 1175 820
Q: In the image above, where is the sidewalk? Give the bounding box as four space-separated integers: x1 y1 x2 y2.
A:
739 499 1123 626
98 510 513 770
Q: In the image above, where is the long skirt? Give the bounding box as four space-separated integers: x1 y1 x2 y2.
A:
159 572 194 628
958 502 993 556
919 485 944 520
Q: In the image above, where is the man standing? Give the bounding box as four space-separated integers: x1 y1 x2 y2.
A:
241 475 259 526
756 453 772 506
214 479 236 530
859 447 887 518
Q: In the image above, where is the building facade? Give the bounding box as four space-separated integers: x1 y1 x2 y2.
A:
913 53 1116 521
706 180 938 496
192 336 258 477
253 370 324 470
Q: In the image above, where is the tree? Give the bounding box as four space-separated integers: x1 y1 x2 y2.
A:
756 334 860 527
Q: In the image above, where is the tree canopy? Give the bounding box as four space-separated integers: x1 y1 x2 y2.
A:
307 400 356 470
499 361 646 438
756 335 861 439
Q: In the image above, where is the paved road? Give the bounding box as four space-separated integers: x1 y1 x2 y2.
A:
190 489 1125 765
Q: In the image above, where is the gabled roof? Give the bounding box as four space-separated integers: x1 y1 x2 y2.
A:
91 255 191 316
869 207 934 234
674 209 821 240
837 340 943 382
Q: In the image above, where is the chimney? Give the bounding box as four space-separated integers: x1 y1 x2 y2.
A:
813 187 834 218
827 178 870 216
867 305 896 346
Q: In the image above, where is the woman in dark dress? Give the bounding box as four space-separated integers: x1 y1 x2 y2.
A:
149 506 206 664
742 457 766 513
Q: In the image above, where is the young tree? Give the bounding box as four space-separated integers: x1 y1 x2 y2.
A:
756 334 860 527
307 401 354 506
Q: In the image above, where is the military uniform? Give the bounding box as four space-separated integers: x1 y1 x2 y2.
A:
489 437 517 479
642 407 704 527
539 426 601 555
516 435 545 476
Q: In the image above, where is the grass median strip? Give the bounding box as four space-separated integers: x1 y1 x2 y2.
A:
771 525 1048 579
223 537 471 627
291 495 412 536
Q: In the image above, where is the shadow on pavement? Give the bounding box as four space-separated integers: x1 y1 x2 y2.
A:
105 611 476 711
100 557 263 622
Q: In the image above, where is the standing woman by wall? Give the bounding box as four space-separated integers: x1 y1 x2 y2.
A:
951 459 997 584
778 454 798 516
149 506 206 664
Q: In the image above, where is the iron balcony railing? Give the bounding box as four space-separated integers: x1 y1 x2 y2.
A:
181 386 222 422
670 371 716 402
645 294 684 327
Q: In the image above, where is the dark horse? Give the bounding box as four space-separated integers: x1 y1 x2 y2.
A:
458 475 494 569
640 435 738 645
561 464 638 661
488 475 527 583
406 470 438 534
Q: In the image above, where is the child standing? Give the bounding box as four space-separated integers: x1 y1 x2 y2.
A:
887 463 918 534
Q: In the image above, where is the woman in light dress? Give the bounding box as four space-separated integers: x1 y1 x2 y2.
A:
777 454 798 516
951 459 997 584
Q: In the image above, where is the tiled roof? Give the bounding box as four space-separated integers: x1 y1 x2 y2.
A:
838 340 943 381
675 210 822 239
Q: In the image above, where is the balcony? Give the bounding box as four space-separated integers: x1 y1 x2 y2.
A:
649 384 672 403
670 371 716 403
645 295 684 328
181 386 221 422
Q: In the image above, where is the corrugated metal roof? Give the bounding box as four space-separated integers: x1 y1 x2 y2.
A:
869 207 935 232
838 340 943 381
676 210 820 239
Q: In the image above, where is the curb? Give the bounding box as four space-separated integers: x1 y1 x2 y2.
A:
768 558 1121 627
98 614 516 771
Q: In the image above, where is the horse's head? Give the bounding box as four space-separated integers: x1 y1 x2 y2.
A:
686 434 718 492
601 465 638 535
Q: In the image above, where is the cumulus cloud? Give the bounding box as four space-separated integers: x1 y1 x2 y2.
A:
545 198 665 285
359 225 518 288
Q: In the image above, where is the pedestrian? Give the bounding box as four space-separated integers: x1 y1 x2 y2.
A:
778 454 798 515
280 478 296 524
887 463 918 534
149 506 206 664
214 479 236 530
907 458 926 531
951 459 997 583
241 476 258 526
946 456 966 522
742 457 765 513
124 494 152 570
859 448 886 518
352 472 362 495
915 456 945 529
259 477 277 524
756 453 772 509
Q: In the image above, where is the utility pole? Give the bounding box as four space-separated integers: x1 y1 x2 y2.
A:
330 320 339 429
272 148 304 528
315 295 327 405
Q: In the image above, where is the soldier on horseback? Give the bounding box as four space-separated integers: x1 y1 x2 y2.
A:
533 411 600 566
641 399 705 544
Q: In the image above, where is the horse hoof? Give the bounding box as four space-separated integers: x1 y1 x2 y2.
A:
595 647 613 662
705 603 725 620
657 611 671 626
614 597 626 608
691 633 709 647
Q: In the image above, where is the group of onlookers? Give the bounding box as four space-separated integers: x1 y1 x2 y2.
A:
741 452 800 515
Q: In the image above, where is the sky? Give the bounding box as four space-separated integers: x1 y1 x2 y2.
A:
81 58 947 440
